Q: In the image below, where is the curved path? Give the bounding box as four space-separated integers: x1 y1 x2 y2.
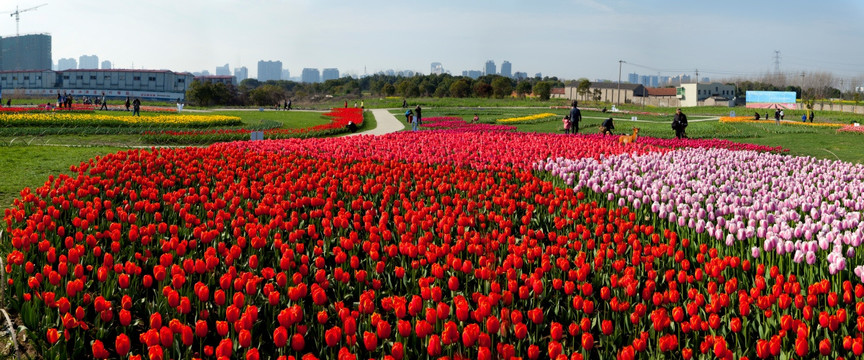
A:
348 109 405 136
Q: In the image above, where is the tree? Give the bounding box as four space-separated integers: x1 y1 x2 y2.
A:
533 82 552 101
249 84 286 106
577 79 591 102
491 77 513 99
474 81 493 98
516 81 533 97
382 83 396 97
186 79 214 106
449 79 471 98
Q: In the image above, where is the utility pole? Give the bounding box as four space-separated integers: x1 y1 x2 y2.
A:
774 50 781 74
695 69 699 83
617 60 625 106
800 72 805 100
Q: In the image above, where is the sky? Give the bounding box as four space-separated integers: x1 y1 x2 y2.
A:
8 0 864 84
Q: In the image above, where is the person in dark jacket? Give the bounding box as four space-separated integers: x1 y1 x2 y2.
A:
568 101 582 134
413 105 422 131
672 108 688 139
600 117 615 135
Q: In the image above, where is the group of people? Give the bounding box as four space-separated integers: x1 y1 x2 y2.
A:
753 108 816 123
404 105 422 131
562 101 583 134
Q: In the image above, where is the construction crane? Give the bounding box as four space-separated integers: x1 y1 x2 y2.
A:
7 3 47 36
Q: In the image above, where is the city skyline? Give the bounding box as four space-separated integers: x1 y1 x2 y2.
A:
12 0 864 84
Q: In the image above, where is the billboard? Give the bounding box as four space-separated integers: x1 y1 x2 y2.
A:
745 91 798 109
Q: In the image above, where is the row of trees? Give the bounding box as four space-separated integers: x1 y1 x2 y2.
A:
185 74 567 106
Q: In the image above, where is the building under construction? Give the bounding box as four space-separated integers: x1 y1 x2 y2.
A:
0 34 52 71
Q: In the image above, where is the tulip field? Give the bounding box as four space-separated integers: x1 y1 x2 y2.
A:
4 112 864 360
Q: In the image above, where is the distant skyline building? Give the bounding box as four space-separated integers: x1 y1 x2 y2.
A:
484 60 496 76
514 72 528 80
257 60 282 81
535 72 542 78
322 68 340 81
500 61 512 78
301 68 320 83
0 34 52 71
281 69 291 80
101 60 112 70
57 58 77 70
234 66 248 82
430 62 444 75
461 70 482 79
79 55 99 69
627 73 638 84
215 64 230 76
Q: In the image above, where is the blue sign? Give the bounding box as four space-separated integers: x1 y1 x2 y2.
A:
746 91 797 109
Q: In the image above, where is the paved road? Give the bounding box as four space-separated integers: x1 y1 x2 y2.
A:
347 109 405 136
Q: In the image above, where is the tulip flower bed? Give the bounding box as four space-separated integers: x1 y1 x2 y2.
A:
539 147 864 275
720 116 844 128
837 125 864 134
572 133 787 153
4 126 864 360
142 108 364 144
496 113 558 124
0 113 241 128
420 117 516 132
0 104 96 113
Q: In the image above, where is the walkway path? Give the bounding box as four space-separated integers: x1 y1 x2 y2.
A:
348 109 404 136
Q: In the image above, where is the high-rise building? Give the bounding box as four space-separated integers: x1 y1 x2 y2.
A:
0 34 52 71
57 58 77 70
281 69 290 80
101 60 112 69
535 72 542 78
500 61 512 78
628 73 639 84
78 55 98 69
301 68 320 83
234 67 248 82
430 62 443 75
639 75 650 86
257 60 282 82
514 72 528 80
484 60 496 76
322 68 340 81
215 64 230 76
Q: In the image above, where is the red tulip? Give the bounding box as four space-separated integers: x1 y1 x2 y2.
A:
325 326 341 347
527 344 539 360
819 338 831 356
46 328 60 345
795 337 809 357
91 339 109 359
601 319 614 335
363 331 377 351
391 342 404 360
246 348 260 360
273 326 288 348
730 317 742 333
427 334 441 356
291 333 305 351
239 329 252 348
581 332 594 350
115 333 130 356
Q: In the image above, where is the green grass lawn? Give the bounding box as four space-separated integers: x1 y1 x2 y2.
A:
0 145 125 209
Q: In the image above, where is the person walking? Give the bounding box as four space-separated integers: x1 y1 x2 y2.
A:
672 108 688 139
125 97 131 112
774 108 781 124
413 105 422 131
808 109 815 122
132 98 141 116
568 101 582 134
99 92 108 111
